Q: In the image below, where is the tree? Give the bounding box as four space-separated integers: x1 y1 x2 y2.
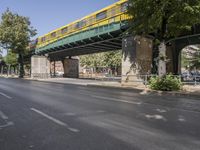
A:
0 9 36 78
128 0 200 75
80 53 104 68
79 50 122 75
3 50 17 66
80 51 121 68
102 51 121 68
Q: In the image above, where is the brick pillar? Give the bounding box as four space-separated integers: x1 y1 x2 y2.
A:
121 36 153 86
63 58 79 78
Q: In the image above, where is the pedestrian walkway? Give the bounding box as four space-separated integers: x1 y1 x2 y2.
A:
1 75 200 97
28 77 200 97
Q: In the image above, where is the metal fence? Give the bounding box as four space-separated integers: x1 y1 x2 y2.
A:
122 74 200 86
31 73 50 79
82 74 200 86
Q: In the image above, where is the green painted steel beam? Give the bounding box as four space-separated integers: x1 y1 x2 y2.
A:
35 21 126 54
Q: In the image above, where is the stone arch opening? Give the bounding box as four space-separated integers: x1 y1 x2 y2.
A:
166 34 200 75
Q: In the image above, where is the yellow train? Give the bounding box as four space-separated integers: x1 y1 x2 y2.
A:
35 0 129 49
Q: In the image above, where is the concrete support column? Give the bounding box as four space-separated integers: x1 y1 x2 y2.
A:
53 61 56 77
31 55 50 79
121 36 153 86
63 58 79 78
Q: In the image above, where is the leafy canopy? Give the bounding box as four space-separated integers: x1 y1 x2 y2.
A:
3 50 18 65
128 0 200 40
80 51 122 68
0 9 36 53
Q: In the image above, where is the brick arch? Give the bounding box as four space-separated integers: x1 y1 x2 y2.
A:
166 34 200 74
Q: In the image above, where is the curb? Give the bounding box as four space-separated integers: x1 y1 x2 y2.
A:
87 84 144 92
87 84 200 98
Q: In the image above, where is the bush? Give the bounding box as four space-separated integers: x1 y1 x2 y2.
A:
149 75 182 91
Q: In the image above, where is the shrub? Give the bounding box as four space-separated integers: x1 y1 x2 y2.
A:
149 75 182 91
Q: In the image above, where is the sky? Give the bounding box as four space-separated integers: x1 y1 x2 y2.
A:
0 0 118 38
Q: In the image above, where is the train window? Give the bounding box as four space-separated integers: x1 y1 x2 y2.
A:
121 2 128 12
80 20 86 28
75 22 80 29
51 32 56 37
96 11 107 21
110 7 116 16
61 27 68 34
41 37 46 42
75 20 86 29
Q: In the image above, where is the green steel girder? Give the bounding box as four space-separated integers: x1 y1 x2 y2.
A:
35 21 125 55
48 37 122 59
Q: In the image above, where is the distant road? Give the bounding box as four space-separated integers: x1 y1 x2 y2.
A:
0 77 200 150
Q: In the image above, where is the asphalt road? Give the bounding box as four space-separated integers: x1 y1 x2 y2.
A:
0 77 200 150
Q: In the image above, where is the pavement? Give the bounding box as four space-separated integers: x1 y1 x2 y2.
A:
28 77 200 97
0 77 200 150
2 74 200 96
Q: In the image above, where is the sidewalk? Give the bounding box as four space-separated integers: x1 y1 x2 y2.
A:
1 75 200 97
30 77 200 97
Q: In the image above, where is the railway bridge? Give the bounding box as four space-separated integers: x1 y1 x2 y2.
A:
30 0 153 85
30 0 200 85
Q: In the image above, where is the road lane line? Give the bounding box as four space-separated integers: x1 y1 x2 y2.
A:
0 111 8 120
91 95 142 105
0 121 14 129
30 108 79 133
0 92 12 99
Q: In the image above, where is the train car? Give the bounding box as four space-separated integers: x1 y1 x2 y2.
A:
36 0 129 49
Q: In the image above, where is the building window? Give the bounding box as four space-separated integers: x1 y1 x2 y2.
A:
61 27 68 34
121 2 128 12
96 11 107 21
51 32 56 37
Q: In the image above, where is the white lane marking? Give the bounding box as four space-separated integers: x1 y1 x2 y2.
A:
96 110 106 113
65 112 76 116
0 121 14 129
145 114 167 121
91 95 142 105
0 92 12 99
156 108 167 113
30 108 79 133
0 111 8 120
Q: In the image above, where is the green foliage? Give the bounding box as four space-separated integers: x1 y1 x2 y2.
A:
3 50 17 65
0 9 36 52
102 51 121 67
149 75 182 91
80 50 122 67
80 53 104 67
128 0 200 40
0 9 36 77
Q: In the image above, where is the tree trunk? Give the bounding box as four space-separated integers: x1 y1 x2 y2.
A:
18 52 24 78
158 42 167 76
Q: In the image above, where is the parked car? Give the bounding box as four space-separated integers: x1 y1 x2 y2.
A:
191 72 200 81
181 72 192 81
